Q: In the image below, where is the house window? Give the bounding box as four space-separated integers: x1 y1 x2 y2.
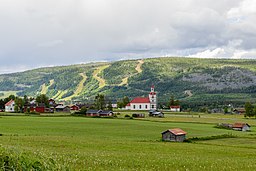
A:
145 105 147 109
139 105 141 109
133 105 136 109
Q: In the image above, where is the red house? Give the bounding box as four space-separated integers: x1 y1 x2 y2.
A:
24 106 45 113
70 105 80 111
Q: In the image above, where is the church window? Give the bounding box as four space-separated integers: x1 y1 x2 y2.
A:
139 105 141 109
133 105 136 109
145 105 147 109
152 105 154 109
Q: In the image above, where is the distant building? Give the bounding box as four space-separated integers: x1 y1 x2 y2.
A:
126 85 157 110
161 128 187 142
24 103 46 113
49 99 56 107
86 109 113 117
233 108 245 114
70 105 80 111
5 100 15 112
149 109 164 117
170 106 181 112
232 123 250 131
55 105 70 113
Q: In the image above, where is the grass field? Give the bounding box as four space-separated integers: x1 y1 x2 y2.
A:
0 114 256 170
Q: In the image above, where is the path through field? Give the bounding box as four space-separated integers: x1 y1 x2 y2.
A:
63 73 87 100
119 60 144 86
93 65 110 89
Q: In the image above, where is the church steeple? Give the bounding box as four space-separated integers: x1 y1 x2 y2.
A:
149 85 157 110
151 85 155 92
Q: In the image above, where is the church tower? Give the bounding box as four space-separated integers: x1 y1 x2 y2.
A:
149 85 157 110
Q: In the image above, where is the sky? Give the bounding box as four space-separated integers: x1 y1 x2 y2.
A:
1 0 256 74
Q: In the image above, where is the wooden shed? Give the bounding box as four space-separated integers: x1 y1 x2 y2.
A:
232 123 250 131
162 128 187 142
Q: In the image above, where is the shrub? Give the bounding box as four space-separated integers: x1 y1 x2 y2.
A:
185 134 236 142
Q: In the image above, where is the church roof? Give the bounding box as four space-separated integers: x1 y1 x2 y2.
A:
130 97 150 103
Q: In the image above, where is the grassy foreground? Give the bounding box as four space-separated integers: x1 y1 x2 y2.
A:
0 116 256 170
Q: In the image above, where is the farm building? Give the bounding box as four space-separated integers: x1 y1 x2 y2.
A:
55 105 70 113
233 108 245 114
5 100 15 112
70 105 80 111
232 123 250 131
170 106 181 112
162 128 187 142
86 110 113 117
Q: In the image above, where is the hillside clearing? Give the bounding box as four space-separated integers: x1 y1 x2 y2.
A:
119 77 129 86
63 73 87 101
93 65 110 89
135 59 144 73
118 60 144 86
53 90 68 100
40 79 54 95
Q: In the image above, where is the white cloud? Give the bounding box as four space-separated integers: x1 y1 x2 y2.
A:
37 40 64 48
0 0 256 74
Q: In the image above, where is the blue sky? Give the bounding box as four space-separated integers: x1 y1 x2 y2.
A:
1 0 256 74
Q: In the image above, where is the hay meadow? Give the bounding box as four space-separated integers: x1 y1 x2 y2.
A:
1 113 256 170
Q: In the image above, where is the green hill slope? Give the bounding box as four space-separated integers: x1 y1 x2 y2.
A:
1 57 256 108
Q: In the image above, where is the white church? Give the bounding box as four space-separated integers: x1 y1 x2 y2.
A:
126 85 157 110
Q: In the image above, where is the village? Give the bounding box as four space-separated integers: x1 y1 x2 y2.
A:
1 85 252 142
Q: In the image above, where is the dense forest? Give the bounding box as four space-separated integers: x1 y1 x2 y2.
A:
1 57 256 110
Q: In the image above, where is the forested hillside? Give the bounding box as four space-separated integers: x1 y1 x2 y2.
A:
1 57 256 109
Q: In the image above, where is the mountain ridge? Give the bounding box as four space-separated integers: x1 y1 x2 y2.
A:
1 57 256 108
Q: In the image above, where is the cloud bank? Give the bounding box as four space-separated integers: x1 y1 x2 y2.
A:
0 0 256 73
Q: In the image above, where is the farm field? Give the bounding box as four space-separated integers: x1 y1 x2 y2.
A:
1 115 256 170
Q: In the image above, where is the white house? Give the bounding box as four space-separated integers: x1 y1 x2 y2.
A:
170 106 181 112
126 85 157 110
5 100 15 112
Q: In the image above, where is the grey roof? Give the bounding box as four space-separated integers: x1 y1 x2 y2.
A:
56 105 69 109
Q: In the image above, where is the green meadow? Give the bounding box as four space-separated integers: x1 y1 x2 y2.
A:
1 114 256 170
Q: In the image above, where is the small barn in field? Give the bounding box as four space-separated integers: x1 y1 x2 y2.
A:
162 128 187 142
232 123 250 131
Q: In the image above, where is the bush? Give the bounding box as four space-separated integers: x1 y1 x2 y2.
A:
124 114 130 118
185 134 236 142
